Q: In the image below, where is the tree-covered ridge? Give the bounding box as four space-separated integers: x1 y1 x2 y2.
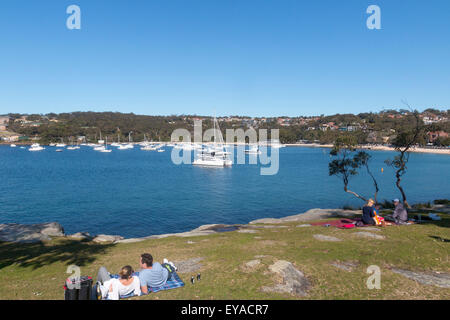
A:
2 109 449 145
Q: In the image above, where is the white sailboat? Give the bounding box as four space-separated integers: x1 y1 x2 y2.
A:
271 139 285 148
245 144 261 154
56 138 66 148
193 116 232 167
67 139 80 150
99 137 112 153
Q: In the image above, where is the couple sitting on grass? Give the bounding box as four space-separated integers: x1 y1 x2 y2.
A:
362 198 408 226
96 253 176 300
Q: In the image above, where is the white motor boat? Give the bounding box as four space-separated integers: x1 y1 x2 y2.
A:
10 144 17 147
29 143 45 152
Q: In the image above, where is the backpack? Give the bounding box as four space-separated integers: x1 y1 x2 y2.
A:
64 276 93 300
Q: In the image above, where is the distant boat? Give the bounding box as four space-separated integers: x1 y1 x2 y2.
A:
29 143 45 152
99 137 112 153
55 138 66 148
245 145 261 154
157 149 165 153
141 145 157 151
271 139 285 149
10 144 16 147
56 149 63 152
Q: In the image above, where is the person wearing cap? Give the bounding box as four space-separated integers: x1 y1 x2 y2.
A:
385 199 408 224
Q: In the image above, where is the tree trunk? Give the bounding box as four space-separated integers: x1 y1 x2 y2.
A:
344 185 367 202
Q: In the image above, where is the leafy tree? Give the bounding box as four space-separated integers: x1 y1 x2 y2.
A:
329 135 378 202
384 108 423 208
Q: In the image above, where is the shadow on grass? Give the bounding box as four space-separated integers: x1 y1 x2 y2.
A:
410 214 450 229
429 236 450 243
0 239 116 270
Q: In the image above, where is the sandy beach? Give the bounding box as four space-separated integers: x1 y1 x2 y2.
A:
284 143 450 155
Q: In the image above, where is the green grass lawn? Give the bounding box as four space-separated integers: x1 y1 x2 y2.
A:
0 211 449 300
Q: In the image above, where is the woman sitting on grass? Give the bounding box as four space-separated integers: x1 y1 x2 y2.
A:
362 199 385 226
97 265 141 300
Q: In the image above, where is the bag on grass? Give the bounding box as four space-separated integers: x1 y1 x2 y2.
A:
64 276 93 300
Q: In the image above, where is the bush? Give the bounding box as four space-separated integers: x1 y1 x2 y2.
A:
434 199 450 205
380 199 395 209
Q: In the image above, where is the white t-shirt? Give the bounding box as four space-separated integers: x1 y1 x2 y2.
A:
101 276 141 300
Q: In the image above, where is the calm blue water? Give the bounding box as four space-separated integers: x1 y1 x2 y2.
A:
0 146 449 238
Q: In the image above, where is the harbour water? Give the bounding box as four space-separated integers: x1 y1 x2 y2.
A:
0 145 448 238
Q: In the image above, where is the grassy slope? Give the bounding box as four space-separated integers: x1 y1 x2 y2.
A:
0 211 449 300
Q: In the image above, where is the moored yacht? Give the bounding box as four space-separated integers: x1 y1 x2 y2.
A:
193 116 232 167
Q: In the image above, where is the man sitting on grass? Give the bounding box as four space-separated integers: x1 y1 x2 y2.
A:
384 199 408 224
139 253 169 294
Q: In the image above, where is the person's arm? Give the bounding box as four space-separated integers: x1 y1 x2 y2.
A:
133 277 142 296
140 276 148 295
392 206 399 218
108 280 119 300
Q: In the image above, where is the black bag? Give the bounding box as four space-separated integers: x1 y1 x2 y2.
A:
64 276 93 300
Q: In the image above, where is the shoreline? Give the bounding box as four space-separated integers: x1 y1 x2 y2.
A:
1 208 363 243
2 203 449 243
1 142 449 155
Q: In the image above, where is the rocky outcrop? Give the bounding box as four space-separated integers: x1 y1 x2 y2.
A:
261 260 310 296
391 268 450 288
92 234 124 243
353 232 385 240
0 222 64 243
173 257 204 274
250 208 360 225
313 234 342 242
330 261 359 272
67 232 93 241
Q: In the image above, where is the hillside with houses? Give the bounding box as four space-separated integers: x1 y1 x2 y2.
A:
0 109 448 147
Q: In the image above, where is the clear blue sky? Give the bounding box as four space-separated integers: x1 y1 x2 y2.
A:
0 0 449 117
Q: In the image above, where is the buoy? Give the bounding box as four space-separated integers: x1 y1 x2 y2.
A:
381 168 384 173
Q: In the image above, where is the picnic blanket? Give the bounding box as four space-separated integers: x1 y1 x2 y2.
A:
94 270 185 300
310 218 361 229
310 218 410 229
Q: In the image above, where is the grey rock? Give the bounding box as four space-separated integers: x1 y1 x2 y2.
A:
173 257 204 274
92 234 124 243
244 259 261 269
262 260 310 296
0 222 64 243
237 229 258 234
313 234 342 242
67 232 92 240
353 232 385 240
331 261 359 272
391 268 450 288
250 208 360 225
